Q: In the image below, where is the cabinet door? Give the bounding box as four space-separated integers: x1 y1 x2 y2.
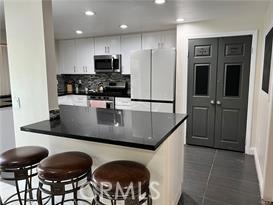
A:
72 95 88 106
161 30 176 48
76 38 95 74
108 36 121 54
95 37 108 55
58 40 77 74
121 34 142 74
142 32 161 50
95 36 121 55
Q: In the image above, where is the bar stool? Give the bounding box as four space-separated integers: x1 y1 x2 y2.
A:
91 160 152 205
0 146 49 205
37 151 93 205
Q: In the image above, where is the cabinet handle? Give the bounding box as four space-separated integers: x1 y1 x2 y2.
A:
105 46 107 53
74 66 76 73
108 46 110 53
158 42 160 48
210 100 215 105
216 100 222 105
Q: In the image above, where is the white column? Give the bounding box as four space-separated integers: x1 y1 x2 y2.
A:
4 0 56 146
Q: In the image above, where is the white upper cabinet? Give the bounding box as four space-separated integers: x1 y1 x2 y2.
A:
57 30 176 75
161 30 176 49
121 34 142 74
57 39 77 74
142 30 176 50
94 36 121 55
75 38 95 74
57 38 95 74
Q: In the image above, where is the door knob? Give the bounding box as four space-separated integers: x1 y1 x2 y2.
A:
216 100 222 105
210 100 215 105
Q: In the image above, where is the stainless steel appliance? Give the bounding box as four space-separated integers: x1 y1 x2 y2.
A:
88 96 115 109
94 55 122 73
104 81 128 93
96 109 124 127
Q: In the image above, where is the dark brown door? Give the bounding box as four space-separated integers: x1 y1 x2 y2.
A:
187 35 252 152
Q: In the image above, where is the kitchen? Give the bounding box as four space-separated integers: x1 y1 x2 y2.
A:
1 0 273 205
56 30 176 113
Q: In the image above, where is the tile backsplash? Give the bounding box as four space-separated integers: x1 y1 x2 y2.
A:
57 74 130 93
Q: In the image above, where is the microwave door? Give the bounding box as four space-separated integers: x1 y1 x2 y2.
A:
95 58 113 73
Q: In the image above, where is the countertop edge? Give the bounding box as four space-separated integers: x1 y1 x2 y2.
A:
154 115 188 149
20 114 188 151
20 126 157 151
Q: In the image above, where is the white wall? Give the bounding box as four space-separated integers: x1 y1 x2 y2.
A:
42 0 58 110
175 10 271 199
4 0 51 146
257 2 273 201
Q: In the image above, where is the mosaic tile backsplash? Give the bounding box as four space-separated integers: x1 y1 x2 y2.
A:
57 74 131 93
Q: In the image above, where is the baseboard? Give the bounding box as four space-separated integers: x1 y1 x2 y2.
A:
252 147 264 197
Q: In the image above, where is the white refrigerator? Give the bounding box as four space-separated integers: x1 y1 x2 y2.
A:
130 48 176 113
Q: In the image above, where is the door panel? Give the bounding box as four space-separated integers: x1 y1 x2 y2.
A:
187 38 218 147
187 35 252 152
131 50 152 100
151 48 176 101
214 36 252 152
192 107 209 138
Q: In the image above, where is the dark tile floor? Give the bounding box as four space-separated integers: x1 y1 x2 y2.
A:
179 145 261 205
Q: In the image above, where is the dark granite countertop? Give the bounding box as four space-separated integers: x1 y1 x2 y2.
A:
0 96 12 108
58 91 131 98
21 105 187 150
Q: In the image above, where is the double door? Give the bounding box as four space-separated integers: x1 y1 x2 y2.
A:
187 36 252 152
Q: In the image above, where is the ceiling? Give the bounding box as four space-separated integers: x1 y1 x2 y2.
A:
0 0 270 39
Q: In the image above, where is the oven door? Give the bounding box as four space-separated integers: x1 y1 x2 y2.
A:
94 55 113 73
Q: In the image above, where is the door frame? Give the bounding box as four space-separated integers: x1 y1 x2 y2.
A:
180 30 258 154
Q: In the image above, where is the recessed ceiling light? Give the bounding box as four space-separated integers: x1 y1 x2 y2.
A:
154 0 166 4
85 10 95 16
120 24 128 29
176 18 185 23
75 30 83 34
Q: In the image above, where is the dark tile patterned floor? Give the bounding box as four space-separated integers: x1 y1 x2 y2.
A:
179 145 261 205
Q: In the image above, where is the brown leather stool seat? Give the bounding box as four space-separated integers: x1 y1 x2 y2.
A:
0 146 49 169
38 151 93 181
91 160 152 205
36 152 93 205
0 146 49 205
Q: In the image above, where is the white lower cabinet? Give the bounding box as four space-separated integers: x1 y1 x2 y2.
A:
115 97 131 110
58 95 88 107
0 107 15 153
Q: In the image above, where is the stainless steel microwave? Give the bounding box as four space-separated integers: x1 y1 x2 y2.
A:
94 55 122 73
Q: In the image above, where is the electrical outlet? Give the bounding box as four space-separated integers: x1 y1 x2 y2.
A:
13 97 21 109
